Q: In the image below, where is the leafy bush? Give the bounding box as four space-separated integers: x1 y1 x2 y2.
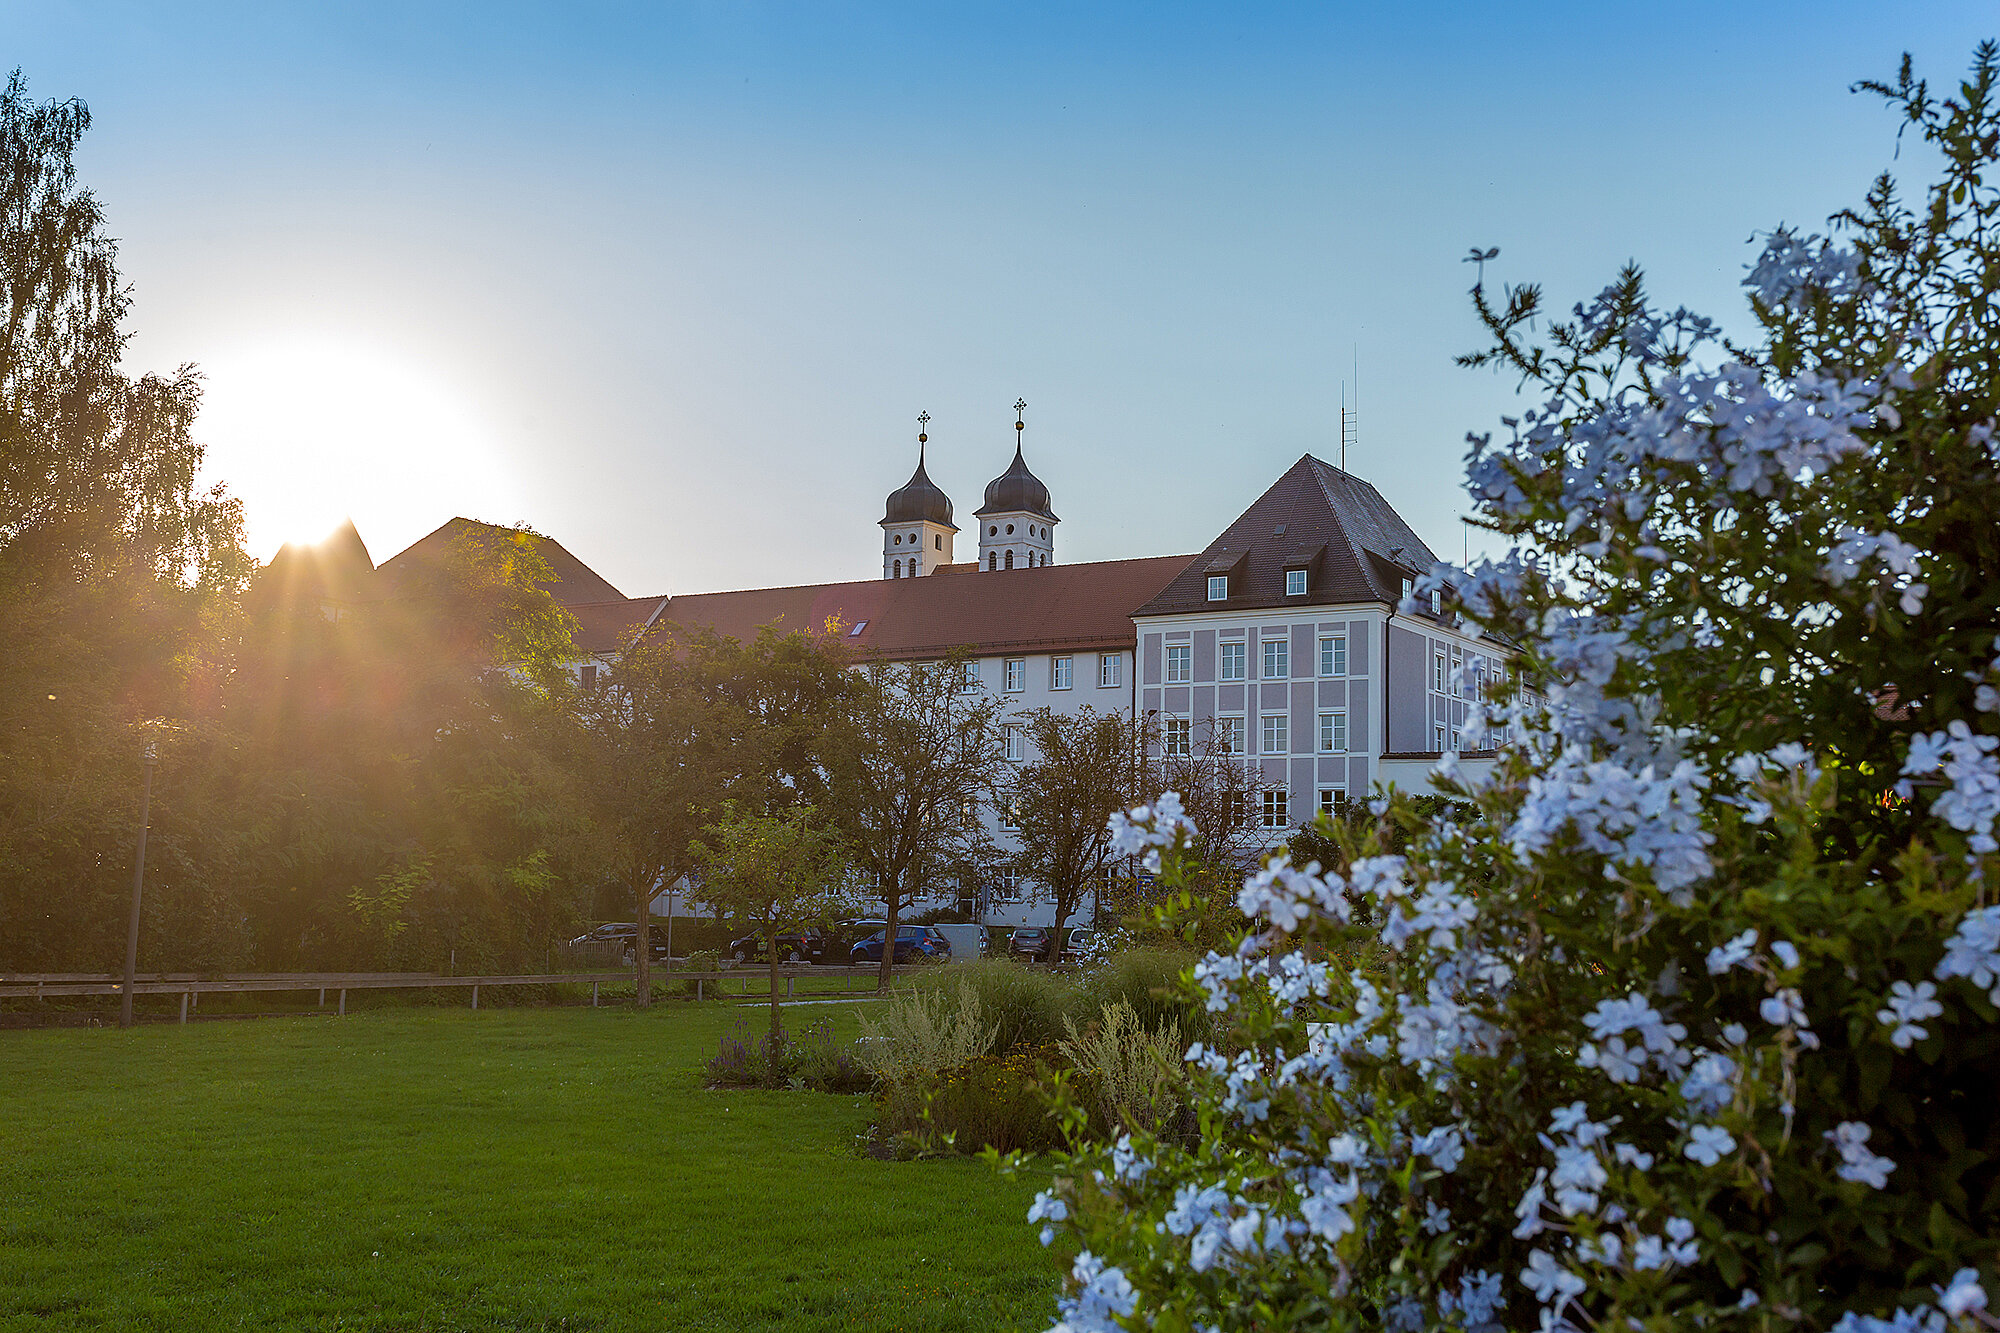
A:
913 958 1080 1052
871 1045 1068 1156
706 1016 869 1092
674 949 721 997
855 981 998 1082
1057 1000 1187 1138
1080 946 1206 1044
1027 47 2000 1333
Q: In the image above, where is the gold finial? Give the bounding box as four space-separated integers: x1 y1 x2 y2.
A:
1014 398 1027 432
917 410 929 444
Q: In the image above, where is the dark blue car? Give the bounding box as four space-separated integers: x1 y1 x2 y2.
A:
849 926 952 964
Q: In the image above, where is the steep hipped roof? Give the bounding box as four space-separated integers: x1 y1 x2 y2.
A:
377 518 627 606
261 518 378 605
1134 455 1438 616
657 554 1194 659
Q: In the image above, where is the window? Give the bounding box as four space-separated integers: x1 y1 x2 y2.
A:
1098 653 1123 687
1163 717 1191 756
580 662 599 691
1433 650 1448 693
1451 650 1463 697
1217 716 1245 754
1430 589 1443 615
961 661 981 692
1052 656 1073 690
1004 725 1022 762
1207 574 1229 601
994 868 1024 901
1003 658 1024 692
1402 577 1414 600
1435 722 1448 753
893 559 902 577
1219 640 1246 680
1165 643 1191 683
987 553 997 570
909 557 920 574
1285 568 1308 596
1318 787 1343 818
1261 788 1290 828
1261 713 1289 754
1000 798 1020 830
1451 727 1463 753
1224 791 1247 825
1319 634 1346 677
1005 549 1014 569
1318 711 1347 754
1262 637 1289 679
848 620 868 637
934 535 941 549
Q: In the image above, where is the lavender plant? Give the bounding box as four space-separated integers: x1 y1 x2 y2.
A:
1027 46 2000 1333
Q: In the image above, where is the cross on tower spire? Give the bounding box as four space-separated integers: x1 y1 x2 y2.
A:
1014 398 1027 433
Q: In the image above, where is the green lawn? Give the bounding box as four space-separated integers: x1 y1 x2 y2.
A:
0 1003 1059 1332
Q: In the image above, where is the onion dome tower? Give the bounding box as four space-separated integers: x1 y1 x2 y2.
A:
881 412 957 578
976 400 1058 571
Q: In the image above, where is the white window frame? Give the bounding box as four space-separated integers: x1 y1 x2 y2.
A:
1004 725 1023 762
1163 716 1191 757
1318 787 1343 818
1217 715 1245 755
1000 798 1020 830
1319 634 1346 677
1003 658 1025 693
994 868 1024 901
1433 650 1448 694
1260 788 1289 829
1165 643 1191 684
1435 722 1448 753
1098 653 1123 688
1262 638 1289 679
1052 656 1073 690
1219 640 1246 681
1207 574 1229 601
1260 712 1288 755
1451 650 1463 697
1318 710 1347 754
1285 568 1308 596
961 661 981 692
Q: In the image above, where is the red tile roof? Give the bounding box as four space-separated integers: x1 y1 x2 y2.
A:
568 597 670 654
655 555 1196 659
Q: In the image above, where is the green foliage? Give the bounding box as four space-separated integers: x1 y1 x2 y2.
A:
856 981 999 1081
871 1044 1070 1157
913 958 1081 1053
1080 945 1209 1045
1058 1000 1188 1138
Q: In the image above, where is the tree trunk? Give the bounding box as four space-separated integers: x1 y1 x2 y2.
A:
768 927 783 1079
876 880 900 993
634 871 651 1008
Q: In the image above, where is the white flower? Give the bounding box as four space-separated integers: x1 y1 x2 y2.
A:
1684 1125 1736 1166
1936 904 2000 1004
1521 1249 1586 1305
1760 987 1808 1028
1875 980 1944 1049
1825 1121 1897 1189
1938 1268 1987 1319
1708 928 1757 974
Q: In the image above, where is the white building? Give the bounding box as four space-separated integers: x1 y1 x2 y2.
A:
339 425 1506 929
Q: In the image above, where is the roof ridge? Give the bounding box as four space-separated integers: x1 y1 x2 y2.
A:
1305 455 1379 598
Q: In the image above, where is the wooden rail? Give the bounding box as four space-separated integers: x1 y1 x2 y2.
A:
0 965 909 1022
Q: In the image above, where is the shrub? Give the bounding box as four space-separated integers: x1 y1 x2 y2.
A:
1028 47 2000 1333
871 1044 1068 1156
913 957 1079 1052
674 949 721 998
1080 945 1207 1044
1057 1000 1187 1138
855 981 998 1082
705 1016 870 1092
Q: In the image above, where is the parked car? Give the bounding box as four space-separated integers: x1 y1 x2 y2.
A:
567 922 670 965
849 926 953 964
1008 926 1052 962
727 929 829 965
1060 928 1101 962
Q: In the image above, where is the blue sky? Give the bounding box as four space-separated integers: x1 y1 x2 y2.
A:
8 3 1994 594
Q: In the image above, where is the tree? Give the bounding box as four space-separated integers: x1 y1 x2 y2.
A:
820 656 1005 990
1007 706 1139 961
1030 46 2000 1333
693 804 855 1057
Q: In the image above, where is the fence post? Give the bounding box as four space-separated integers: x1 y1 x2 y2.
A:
592 981 599 1007
696 979 703 1002
471 985 479 1010
786 975 794 1000
180 990 189 1025
339 988 346 1016
318 987 325 1007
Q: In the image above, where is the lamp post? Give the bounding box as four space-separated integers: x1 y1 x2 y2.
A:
120 739 158 1030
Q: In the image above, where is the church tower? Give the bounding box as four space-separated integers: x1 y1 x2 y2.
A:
976 400 1058 571
881 413 957 578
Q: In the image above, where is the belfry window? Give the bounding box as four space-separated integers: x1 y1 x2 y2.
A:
893 560 902 578
988 553 997 570
1005 550 1014 569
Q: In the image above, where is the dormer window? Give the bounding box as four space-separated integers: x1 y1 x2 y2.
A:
1285 568 1308 596
1207 575 1228 601
1429 589 1443 615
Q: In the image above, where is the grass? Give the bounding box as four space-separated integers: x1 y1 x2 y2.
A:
0 1003 1059 1332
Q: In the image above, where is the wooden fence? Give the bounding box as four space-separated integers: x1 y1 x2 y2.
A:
0 965 908 1022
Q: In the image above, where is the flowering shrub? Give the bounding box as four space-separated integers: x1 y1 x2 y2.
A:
1028 48 2000 1333
871 1044 1069 1156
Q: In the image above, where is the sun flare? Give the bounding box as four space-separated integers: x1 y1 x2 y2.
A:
194 337 521 561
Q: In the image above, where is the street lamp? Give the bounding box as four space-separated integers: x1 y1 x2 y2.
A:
119 739 158 1030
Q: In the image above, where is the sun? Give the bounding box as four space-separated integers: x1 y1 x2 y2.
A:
194 336 522 561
